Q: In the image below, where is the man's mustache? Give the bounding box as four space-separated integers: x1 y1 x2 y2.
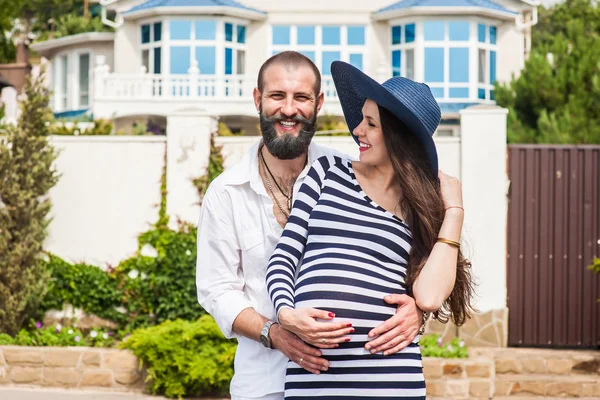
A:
263 113 312 126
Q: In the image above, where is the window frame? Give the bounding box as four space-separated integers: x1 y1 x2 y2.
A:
269 25 368 76
140 17 164 74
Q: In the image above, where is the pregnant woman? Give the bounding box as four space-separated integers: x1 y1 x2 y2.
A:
266 61 474 399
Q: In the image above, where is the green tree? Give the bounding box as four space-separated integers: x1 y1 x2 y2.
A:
533 0 600 46
0 68 60 335
495 1 600 144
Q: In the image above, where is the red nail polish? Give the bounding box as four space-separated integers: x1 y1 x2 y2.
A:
350 328 355 333
346 323 353 327
345 338 351 342
328 313 335 318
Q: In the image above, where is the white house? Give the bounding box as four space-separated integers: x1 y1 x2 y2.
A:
31 0 540 135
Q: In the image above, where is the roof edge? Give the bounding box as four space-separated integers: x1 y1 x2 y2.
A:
373 6 517 21
31 32 115 54
124 5 266 21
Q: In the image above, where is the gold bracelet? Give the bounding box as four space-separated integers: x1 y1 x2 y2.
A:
437 237 460 248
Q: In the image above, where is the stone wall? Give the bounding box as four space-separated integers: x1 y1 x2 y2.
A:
426 308 509 348
0 346 144 390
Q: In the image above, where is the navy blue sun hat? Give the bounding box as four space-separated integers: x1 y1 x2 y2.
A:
331 61 441 175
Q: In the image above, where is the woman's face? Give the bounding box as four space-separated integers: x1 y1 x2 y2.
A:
353 99 389 166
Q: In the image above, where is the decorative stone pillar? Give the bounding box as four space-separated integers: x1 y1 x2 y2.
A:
166 109 218 226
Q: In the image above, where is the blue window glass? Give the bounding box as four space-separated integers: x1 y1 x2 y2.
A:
478 88 486 99
478 23 486 43
449 48 469 83
490 50 497 83
153 47 161 73
272 50 279 56
195 46 216 74
449 88 469 98
490 90 495 100
272 25 290 45
424 21 444 41
195 21 216 40
392 50 401 77
225 23 233 42
322 26 341 45
225 48 233 75
349 53 363 70
298 26 315 45
300 51 315 61
153 22 162 42
449 21 469 41
347 26 365 45
237 25 246 44
392 26 401 45
424 48 444 82
490 26 497 45
170 46 190 74
405 23 415 43
430 87 444 98
322 51 340 75
170 20 191 40
141 24 150 44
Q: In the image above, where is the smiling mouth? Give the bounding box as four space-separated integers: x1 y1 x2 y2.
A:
359 141 372 149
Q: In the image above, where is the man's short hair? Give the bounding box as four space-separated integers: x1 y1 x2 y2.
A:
257 51 321 96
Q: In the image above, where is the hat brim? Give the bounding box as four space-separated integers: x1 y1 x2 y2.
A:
330 61 438 175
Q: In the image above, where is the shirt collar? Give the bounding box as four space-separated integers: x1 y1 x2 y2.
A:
224 140 321 191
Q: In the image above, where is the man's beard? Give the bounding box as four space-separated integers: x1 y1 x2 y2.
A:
260 105 317 160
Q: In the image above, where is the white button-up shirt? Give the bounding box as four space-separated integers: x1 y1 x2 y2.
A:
196 141 346 398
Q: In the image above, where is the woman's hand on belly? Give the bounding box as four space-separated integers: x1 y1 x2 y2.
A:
278 307 355 348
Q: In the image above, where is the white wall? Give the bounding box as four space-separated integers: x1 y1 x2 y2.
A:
46 136 166 267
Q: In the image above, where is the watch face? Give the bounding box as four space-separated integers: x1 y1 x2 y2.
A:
260 334 269 347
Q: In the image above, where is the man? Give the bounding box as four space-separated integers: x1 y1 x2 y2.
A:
196 51 424 400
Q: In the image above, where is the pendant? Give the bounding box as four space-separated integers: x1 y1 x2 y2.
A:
287 197 292 210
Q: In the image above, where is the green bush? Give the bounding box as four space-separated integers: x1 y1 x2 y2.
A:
36 14 113 41
420 334 468 358
51 119 113 136
41 254 125 325
192 132 224 204
0 323 115 347
121 316 236 399
113 223 206 332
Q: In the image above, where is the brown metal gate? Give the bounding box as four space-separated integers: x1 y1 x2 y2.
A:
507 145 600 348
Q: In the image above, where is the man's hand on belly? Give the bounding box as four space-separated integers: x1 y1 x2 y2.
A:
365 294 423 355
270 324 329 375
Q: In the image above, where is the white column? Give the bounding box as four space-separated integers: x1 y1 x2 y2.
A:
166 110 218 226
459 105 508 313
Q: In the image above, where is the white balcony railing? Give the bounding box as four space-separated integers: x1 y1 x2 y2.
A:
95 63 338 101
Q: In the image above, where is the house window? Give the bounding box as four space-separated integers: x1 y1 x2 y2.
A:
141 21 162 73
271 25 367 75
422 20 470 100
54 55 69 110
390 23 416 79
225 22 246 75
78 53 90 107
478 23 498 100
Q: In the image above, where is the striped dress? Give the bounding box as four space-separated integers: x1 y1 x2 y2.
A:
266 155 426 399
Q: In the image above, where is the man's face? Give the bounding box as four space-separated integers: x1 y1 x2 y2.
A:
253 63 324 160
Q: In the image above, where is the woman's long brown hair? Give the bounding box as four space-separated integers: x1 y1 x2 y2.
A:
378 105 475 326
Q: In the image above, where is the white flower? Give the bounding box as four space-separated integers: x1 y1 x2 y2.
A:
102 333 109 340
128 269 139 279
55 323 62 332
459 340 465 348
73 323 78 328
90 330 98 338
140 244 158 258
115 306 127 314
186 250 192 256
74 336 80 342
68 329 74 335
446 344 454 352
45 121 51 126
141 272 148 280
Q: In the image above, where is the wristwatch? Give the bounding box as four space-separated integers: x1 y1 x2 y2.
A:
418 311 430 335
260 321 277 349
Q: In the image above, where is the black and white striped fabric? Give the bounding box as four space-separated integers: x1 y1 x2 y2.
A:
266 155 426 399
